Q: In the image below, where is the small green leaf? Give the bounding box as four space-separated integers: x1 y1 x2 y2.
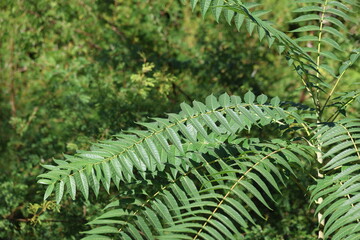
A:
234 13 245 31
193 100 207 113
89 168 100 197
44 184 55 200
270 96 280 107
83 226 119 235
220 204 248 228
145 138 161 164
323 26 344 39
77 171 89 200
226 108 246 130
291 25 320 32
289 14 319 23
202 114 222 135
295 35 318 42
154 133 171 152
166 128 184 153
327 8 354 22
127 151 146 172
190 0 199 11
205 94 220 110
239 181 272 209
110 157 123 179
67 175 76 200
128 223 144 239
321 51 340 61
189 118 211 141
339 61 351 74
237 106 257 123
101 162 111 191
136 216 154 239
256 94 268 104
223 7 235 25
136 145 151 169
211 0 224 22
244 91 255 104
258 27 266 41
219 92 231 107
230 95 242 105
293 6 322 13
37 179 53 185
180 102 195 116
55 180 65 204
245 20 256 35
214 111 234 133
200 0 211 18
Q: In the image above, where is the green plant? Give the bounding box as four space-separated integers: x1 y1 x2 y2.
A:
37 0 359 239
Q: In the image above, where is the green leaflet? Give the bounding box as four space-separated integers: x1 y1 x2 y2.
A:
136 216 154 239
167 127 184 153
83 226 118 235
234 13 245 31
76 171 89 200
44 184 55 200
55 180 65 204
67 175 76 200
223 5 235 25
200 0 211 18
89 168 100 197
212 0 224 22
291 25 320 32
289 14 320 23
293 6 323 13
190 0 199 11
220 203 248 228
205 94 220 110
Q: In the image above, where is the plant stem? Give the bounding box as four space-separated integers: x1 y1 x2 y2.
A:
314 0 328 123
315 1 328 237
320 69 346 118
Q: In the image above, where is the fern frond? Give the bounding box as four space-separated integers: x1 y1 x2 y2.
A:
82 140 313 239
38 92 314 203
310 119 360 239
292 0 358 76
184 0 316 65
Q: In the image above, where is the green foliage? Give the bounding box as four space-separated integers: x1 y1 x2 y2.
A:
129 62 176 99
1 0 359 239
36 0 360 238
1 0 301 238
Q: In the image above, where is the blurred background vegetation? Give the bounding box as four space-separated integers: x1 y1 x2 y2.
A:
0 0 358 239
